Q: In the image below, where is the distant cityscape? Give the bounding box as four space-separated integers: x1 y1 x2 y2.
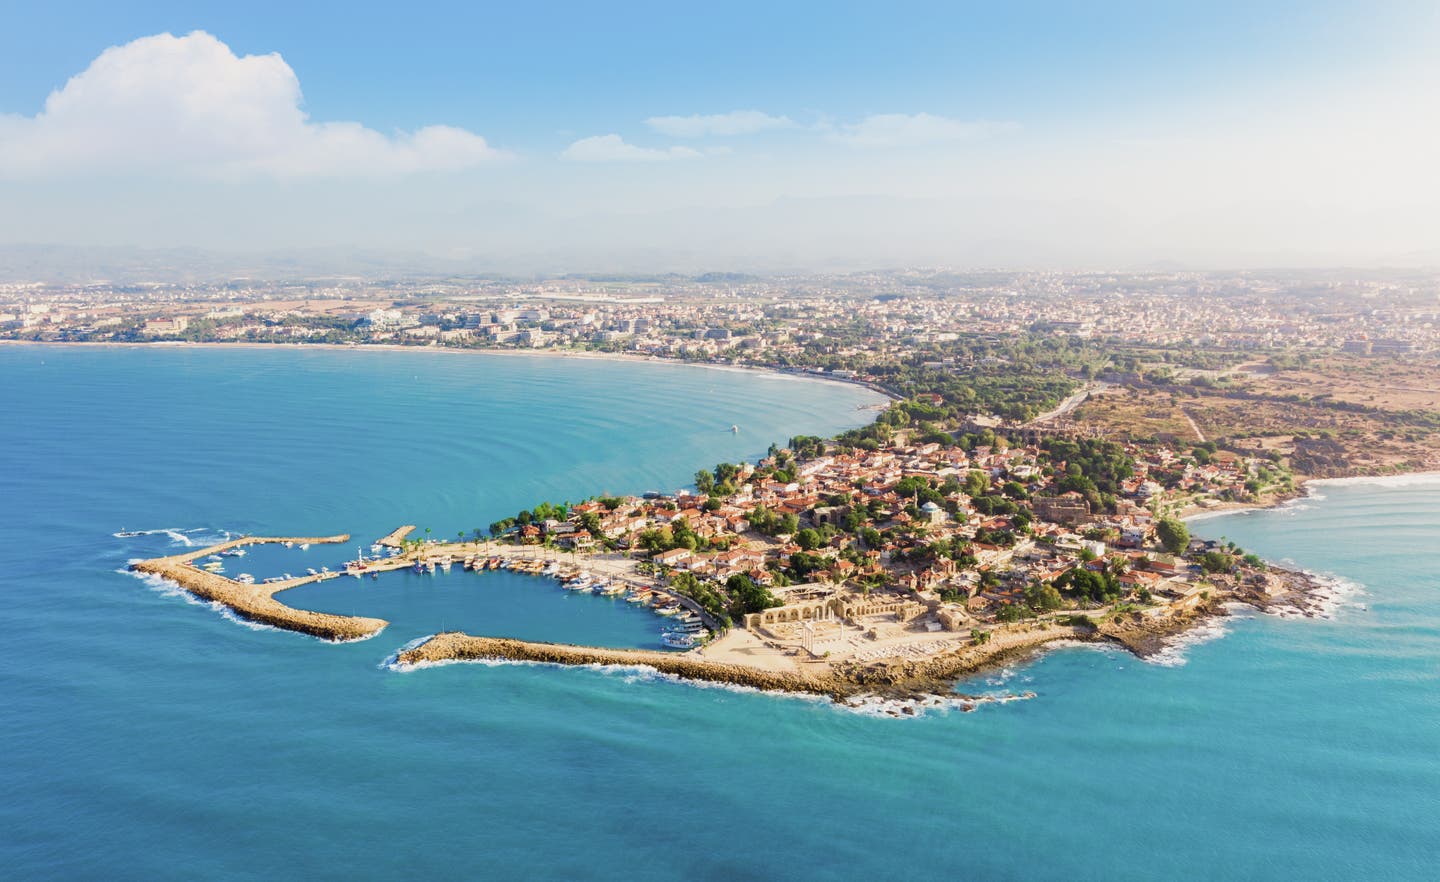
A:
4 269 1438 360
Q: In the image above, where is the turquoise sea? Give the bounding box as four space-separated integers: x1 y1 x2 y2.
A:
2 345 1437 880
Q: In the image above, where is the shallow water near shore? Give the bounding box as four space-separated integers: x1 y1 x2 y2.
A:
3 345 1438 880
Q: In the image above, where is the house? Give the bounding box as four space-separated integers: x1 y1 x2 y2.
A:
652 548 693 567
1145 553 1187 576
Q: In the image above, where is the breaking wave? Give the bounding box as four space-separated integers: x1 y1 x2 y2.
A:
382 647 1033 718
121 565 279 633
113 526 232 546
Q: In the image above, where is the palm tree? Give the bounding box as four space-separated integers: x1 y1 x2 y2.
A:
1106 554 1130 578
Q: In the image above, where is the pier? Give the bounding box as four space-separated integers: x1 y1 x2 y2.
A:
376 525 417 548
129 533 389 641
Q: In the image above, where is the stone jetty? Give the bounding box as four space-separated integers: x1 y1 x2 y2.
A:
396 633 839 696
376 525 417 548
129 533 389 641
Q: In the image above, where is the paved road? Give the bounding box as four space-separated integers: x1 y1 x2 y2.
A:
1026 381 1107 426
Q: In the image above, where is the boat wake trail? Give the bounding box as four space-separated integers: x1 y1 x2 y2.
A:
113 527 229 547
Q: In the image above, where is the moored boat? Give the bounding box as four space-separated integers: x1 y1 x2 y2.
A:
661 632 697 649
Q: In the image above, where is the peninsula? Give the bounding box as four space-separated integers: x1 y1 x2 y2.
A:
93 268 1439 702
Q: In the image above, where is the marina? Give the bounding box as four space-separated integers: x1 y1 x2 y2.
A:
129 525 717 648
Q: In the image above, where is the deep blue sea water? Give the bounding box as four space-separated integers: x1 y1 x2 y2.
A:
2 345 1437 880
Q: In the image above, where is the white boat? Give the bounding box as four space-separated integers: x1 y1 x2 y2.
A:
661 632 697 649
300 543 310 550
307 568 319 576
235 573 256 584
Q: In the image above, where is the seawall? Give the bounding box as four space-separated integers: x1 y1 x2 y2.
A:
396 633 837 696
130 534 389 641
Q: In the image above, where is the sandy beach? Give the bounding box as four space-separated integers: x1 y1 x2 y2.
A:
0 338 902 403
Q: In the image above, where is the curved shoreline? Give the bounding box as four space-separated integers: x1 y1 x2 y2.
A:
0 339 902 404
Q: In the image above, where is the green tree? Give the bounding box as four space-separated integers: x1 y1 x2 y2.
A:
693 470 715 494
795 528 822 551
726 573 781 617
1024 582 1064 611
1200 551 1236 573
1157 517 1191 554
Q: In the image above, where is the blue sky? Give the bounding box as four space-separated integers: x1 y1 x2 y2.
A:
1 1 1437 270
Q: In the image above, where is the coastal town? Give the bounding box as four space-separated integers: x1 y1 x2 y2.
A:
5 268 1438 359
74 266 1435 701
129 402 1344 704
8 269 1440 478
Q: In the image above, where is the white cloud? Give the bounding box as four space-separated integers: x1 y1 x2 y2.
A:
560 134 702 162
832 113 1017 147
644 110 794 137
0 31 504 178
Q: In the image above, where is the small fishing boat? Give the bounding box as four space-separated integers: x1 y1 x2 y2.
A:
235 573 256 585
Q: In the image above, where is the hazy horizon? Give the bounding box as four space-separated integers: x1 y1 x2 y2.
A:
3 2 1438 275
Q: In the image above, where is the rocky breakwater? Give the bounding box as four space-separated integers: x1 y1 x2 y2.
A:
129 534 389 642
395 633 841 697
